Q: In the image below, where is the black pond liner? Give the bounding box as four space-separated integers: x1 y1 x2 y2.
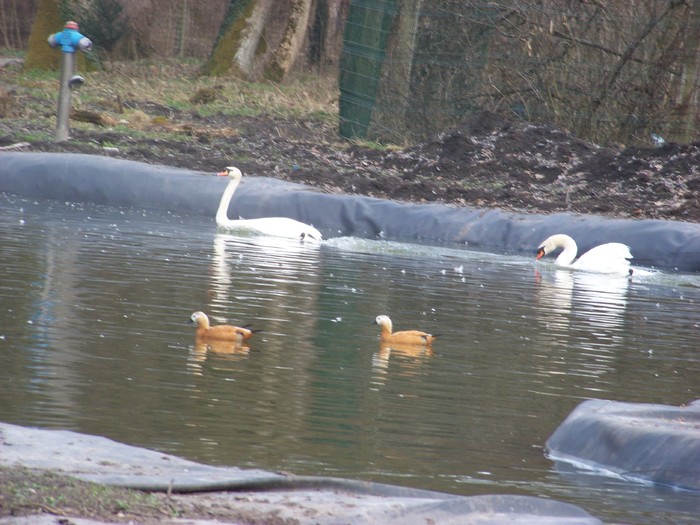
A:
0 421 604 525
1 152 700 271
546 399 700 492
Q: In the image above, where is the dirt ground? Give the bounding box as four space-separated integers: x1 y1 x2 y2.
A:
3 108 700 223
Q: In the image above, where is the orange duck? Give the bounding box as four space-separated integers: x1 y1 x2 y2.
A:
373 315 438 346
189 311 259 343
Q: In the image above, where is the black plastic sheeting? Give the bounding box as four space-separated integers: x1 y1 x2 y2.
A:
0 422 603 525
546 399 700 491
1 152 700 271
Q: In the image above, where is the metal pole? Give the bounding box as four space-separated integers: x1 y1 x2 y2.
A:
48 21 91 143
54 51 76 143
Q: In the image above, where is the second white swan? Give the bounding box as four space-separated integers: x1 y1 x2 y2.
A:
536 234 632 275
215 166 322 241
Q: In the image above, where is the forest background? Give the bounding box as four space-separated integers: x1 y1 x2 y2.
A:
3 0 700 224
4 0 700 147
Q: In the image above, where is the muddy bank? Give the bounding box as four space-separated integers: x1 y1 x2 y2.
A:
4 110 700 223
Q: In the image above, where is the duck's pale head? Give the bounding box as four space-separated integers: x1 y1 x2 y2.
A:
189 311 208 327
374 315 392 330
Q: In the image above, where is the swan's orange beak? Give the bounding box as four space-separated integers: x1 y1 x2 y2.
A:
536 247 545 260
217 171 227 177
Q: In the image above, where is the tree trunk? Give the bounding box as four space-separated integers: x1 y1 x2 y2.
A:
23 0 62 71
178 0 188 58
264 0 313 82
673 0 700 143
204 0 272 78
322 0 349 69
205 0 336 81
0 0 39 50
368 0 422 142
234 0 272 77
306 0 348 72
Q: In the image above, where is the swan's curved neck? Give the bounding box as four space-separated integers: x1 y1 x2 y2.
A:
554 235 578 266
216 177 240 225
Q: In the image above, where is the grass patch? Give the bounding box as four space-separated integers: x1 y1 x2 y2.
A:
6 126 53 143
2 54 338 140
0 465 177 521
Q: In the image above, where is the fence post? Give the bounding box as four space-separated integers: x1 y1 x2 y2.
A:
338 0 397 140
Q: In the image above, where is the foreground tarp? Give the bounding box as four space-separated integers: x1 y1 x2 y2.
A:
1 152 699 271
546 399 700 491
0 423 602 525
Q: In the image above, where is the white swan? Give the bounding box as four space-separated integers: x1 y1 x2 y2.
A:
215 167 322 241
536 234 632 275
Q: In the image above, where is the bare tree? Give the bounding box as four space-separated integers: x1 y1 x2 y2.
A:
264 0 313 81
104 0 226 60
673 0 700 143
343 0 696 145
204 0 339 81
0 0 38 49
23 0 62 71
369 0 424 143
206 0 274 78
306 0 349 72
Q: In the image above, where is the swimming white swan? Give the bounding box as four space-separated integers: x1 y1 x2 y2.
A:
216 166 322 241
536 234 632 275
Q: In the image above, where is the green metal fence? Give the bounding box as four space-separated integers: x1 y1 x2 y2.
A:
339 0 700 147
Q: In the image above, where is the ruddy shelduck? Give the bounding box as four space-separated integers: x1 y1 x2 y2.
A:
189 311 259 343
373 315 437 346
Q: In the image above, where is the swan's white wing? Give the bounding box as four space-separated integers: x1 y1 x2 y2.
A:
573 242 631 274
215 171 322 241
220 217 322 241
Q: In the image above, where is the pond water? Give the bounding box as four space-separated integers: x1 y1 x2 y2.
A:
1 192 699 524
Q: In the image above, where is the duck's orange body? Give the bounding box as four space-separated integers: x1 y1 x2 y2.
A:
189 311 258 343
374 315 437 346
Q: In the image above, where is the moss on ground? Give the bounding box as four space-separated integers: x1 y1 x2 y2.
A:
0 466 180 523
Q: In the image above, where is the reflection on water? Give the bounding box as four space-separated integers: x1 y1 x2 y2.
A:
535 269 575 335
533 269 632 385
1 193 700 525
371 342 435 387
188 340 251 375
187 233 322 375
209 232 321 336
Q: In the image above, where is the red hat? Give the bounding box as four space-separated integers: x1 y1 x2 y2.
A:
64 21 79 30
